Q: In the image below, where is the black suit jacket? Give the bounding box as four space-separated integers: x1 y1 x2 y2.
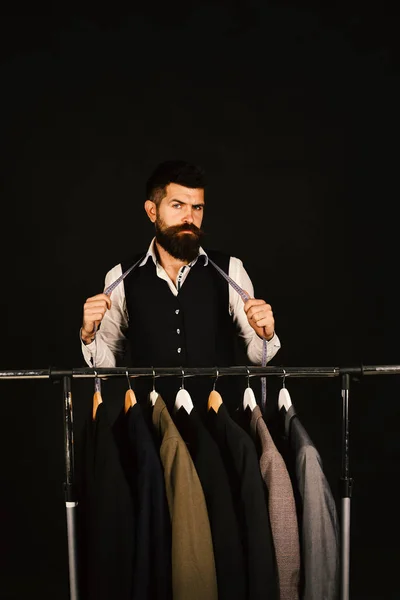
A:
79 401 135 600
125 403 172 600
206 403 279 600
174 406 246 600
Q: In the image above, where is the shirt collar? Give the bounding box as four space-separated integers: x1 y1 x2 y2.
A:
139 237 209 268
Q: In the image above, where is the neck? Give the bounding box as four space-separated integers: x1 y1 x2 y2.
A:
154 240 189 271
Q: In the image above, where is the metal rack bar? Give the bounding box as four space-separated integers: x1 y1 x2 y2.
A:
0 364 399 379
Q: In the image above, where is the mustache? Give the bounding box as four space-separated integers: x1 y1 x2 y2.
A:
164 223 204 236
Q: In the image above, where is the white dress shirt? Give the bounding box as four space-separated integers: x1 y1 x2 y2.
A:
81 239 281 368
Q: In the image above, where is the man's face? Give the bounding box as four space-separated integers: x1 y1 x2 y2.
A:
148 183 205 262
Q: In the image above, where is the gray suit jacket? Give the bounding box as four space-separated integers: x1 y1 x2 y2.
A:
284 406 340 600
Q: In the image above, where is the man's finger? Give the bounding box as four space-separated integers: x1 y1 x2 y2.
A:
86 294 112 310
84 302 109 316
244 298 269 313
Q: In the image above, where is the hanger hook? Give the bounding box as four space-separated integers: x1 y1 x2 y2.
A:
282 368 286 388
126 369 132 390
93 369 99 392
246 366 250 388
213 367 219 390
181 367 185 389
152 367 156 392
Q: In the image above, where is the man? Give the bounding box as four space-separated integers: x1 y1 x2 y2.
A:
80 159 281 412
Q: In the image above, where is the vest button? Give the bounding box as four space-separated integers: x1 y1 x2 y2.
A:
175 309 180 315
177 329 180 335
177 348 182 353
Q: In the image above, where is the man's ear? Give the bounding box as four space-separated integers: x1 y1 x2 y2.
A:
144 200 157 223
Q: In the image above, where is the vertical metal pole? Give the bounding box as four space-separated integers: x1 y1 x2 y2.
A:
340 373 353 600
63 375 80 600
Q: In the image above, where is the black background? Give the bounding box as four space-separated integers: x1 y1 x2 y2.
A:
1 3 399 599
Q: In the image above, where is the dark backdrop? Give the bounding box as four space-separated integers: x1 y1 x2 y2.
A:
1 4 399 599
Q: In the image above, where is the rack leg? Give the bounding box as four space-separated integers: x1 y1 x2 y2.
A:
341 496 351 600
340 373 353 600
63 375 80 600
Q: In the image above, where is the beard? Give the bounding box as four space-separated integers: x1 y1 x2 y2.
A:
154 218 205 262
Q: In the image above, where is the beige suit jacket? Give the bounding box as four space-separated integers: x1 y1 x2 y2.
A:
152 395 218 600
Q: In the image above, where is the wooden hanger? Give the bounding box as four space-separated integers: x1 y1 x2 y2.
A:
208 390 223 413
207 368 222 413
243 367 257 412
207 369 223 413
92 391 103 420
125 389 137 412
92 370 103 419
124 370 137 414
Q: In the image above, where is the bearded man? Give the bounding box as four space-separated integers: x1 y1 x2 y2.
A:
80 159 281 412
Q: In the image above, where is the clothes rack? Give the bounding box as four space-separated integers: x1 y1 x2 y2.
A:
1 364 399 600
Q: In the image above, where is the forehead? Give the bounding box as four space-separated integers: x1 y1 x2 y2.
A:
162 183 205 205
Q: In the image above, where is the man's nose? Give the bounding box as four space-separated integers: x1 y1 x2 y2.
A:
182 207 194 223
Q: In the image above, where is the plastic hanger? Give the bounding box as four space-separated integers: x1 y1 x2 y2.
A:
149 367 159 406
92 370 103 420
174 368 194 414
278 369 292 411
124 370 137 413
243 367 257 412
207 368 223 413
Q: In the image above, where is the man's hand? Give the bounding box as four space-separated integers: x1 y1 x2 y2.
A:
81 293 112 344
243 293 275 341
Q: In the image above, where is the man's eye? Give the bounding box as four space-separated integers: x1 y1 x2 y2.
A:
172 204 181 209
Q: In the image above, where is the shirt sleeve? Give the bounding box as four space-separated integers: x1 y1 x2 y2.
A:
80 264 129 368
228 256 281 364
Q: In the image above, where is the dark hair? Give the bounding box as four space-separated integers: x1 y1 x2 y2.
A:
146 159 206 205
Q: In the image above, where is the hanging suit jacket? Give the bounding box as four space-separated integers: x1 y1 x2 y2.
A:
79 401 135 600
282 405 340 600
207 402 279 600
174 405 247 600
123 403 172 600
249 405 301 600
152 395 218 600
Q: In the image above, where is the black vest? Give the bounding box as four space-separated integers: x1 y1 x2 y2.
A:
120 250 246 415
121 249 237 368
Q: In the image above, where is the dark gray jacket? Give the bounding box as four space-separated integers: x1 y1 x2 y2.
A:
284 406 340 600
